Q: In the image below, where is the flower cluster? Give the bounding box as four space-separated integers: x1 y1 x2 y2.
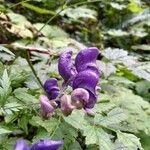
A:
14 139 63 150
14 47 100 149
40 47 100 117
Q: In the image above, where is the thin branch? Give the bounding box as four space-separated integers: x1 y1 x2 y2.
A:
26 51 44 89
8 0 31 8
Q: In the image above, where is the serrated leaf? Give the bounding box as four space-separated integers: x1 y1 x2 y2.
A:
0 69 10 91
94 108 127 126
64 109 87 130
103 48 128 61
117 131 144 150
120 8 150 28
14 88 38 104
131 67 150 81
98 61 116 78
98 129 113 150
3 102 22 114
0 69 11 100
30 116 59 133
83 127 113 150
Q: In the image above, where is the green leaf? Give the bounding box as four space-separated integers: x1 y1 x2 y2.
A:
120 8 150 28
61 6 97 21
18 114 30 134
98 61 116 78
64 109 87 130
0 128 11 135
30 116 59 133
128 0 143 13
136 80 150 99
0 45 15 56
107 29 128 37
83 127 113 150
94 108 127 127
0 69 11 101
33 23 68 38
117 131 144 150
14 88 38 104
110 2 126 10
132 44 150 51
7 12 33 38
103 48 128 61
98 129 113 150
3 102 22 115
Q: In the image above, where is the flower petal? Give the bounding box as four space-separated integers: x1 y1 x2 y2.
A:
44 78 59 100
60 95 75 116
58 50 77 83
75 47 100 73
30 140 63 150
71 88 89 109
14 140 29 150
40 95 55 118
73 69 99 94
84 91 97 109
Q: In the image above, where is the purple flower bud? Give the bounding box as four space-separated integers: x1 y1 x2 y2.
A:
58 50 77 84
14 140 29 150
40 95 55 118
60 95 75 116
44 78 59 100
30 139 63 150
75 47 100 73
71 88 89 109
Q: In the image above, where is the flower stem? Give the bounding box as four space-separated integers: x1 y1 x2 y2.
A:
26 51 44 89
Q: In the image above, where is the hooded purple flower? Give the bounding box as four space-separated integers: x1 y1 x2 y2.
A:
58 50 77 84
14 140 29 150
40 95 55 118
75 47 100 74
44 78 59 100
30 140 63 150
14 139 63 150
58 47 100 109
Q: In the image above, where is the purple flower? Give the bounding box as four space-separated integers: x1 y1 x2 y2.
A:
40 95 55 118
30 140 63 150
58 50 77 84
58 47 100 109
75 47 100 74
60 95 75 116
44 78 59 100
14 139 63 150
71 88 89 109
14 140 29 150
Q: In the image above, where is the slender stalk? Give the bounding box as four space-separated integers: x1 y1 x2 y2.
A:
37 0 68 33
26 51 44 89
9 0 31 8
